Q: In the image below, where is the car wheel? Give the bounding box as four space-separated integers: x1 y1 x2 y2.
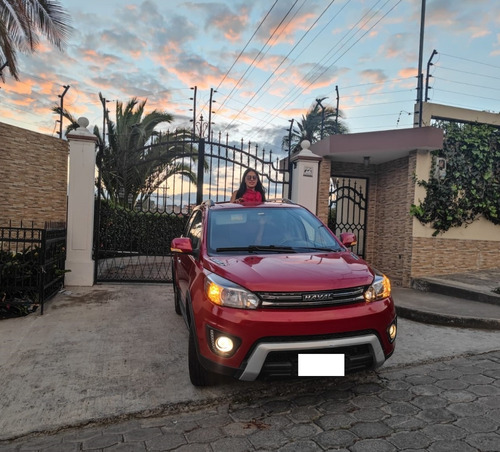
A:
188 327 215 387
173 282 182 316
172 267 182 316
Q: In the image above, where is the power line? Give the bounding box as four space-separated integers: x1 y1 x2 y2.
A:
432 88 500 103
432 76 500 93
215 0 300 117
341 77 415 91
247 0 401 138
244 0 403 140
241 0 341 139
280 0 403 114
221 0 339 134
214 0 278 94
439 52 500 71
434 65 500 82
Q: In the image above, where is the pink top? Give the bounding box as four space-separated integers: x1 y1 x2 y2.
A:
241 189 262 203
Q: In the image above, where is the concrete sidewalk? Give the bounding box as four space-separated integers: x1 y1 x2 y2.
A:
1 280 500 441
394 268 500 330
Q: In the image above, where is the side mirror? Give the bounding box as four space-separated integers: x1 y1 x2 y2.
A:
171 237 193 254
340 232 357 248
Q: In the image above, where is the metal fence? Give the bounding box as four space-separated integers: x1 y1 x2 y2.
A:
0 222 67 315
94 132 290 283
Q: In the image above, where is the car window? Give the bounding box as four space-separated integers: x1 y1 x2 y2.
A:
207 207 342 253
186 210 203 250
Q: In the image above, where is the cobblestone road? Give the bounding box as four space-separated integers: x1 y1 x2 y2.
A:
1 350 499 452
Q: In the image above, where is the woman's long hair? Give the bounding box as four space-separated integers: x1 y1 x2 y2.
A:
235 168 266 201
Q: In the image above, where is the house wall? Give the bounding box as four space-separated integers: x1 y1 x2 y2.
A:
0 122 68 227
409 149 500 278
371 155 415 287
410 237 500 278
323 149 500 287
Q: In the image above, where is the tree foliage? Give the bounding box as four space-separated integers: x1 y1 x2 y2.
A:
0 0 72 80
411 121 500 235
282 101 349 153
53 93 199 208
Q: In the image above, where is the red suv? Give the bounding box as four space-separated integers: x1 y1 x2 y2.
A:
171 200 397 386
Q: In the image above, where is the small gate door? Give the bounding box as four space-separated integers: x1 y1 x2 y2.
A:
328 177 368 258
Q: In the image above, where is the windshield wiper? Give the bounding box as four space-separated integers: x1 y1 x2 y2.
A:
292 246 342 252
215 245 297 253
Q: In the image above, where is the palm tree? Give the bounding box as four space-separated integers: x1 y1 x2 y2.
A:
283 102 349 153
53 93 199 207
0 0 72 80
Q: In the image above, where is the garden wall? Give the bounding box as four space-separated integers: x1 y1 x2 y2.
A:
409 149 500 279
0 122 68 227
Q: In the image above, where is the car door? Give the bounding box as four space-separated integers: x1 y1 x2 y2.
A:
175 209 203 305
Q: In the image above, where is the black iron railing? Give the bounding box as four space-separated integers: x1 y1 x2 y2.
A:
0 222 66 315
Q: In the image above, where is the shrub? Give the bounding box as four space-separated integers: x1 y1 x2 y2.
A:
96 199 188 256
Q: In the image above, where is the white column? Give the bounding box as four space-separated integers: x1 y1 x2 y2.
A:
65 117 98 286
290 140 322 214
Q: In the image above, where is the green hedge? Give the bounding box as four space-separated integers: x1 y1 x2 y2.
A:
96 200 188 256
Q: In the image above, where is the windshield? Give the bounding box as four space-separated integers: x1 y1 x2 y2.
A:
207 207 343 254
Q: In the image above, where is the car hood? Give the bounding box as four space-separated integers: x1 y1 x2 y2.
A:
205 251 374 292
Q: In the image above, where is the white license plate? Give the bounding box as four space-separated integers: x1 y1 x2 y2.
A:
298 353 345 376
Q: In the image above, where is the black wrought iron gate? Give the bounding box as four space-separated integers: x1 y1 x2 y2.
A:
94 132 290 283
328 177 368 258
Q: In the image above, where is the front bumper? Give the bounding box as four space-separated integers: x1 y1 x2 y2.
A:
193 297 396 380
239 333 387 380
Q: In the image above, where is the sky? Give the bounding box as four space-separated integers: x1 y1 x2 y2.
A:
1 0 499 157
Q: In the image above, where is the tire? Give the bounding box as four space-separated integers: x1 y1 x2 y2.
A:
173 282 182 316
188 327 215 387
172 267 182 316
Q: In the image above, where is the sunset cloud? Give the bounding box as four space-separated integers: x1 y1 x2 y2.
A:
0 0 498 143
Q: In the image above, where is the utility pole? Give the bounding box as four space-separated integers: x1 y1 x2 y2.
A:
190 86 197 137
316 97 327 140
416 0 427 127
335 86 340 128
207 88 216 140
287 119 294 199
101 97 110 147
287 119 294 154
57 85 70 139
425 49 438 101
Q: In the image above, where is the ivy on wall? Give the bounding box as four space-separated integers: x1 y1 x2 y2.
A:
410 121 500 236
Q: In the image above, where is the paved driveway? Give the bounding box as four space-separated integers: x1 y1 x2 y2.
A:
1 284 499 440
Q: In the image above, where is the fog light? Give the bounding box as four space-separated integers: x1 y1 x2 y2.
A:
388 322 397 343
207 326 241 357
215 336 234 353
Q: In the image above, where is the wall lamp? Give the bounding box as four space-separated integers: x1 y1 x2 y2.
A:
363 156 370 168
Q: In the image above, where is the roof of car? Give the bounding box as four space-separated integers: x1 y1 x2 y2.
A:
201 199 301 211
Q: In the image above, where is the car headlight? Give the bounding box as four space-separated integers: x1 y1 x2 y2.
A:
364 273 391 302
205 272 260 309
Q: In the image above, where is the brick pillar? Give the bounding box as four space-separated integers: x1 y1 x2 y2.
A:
316 158 331 225
65 118 98 286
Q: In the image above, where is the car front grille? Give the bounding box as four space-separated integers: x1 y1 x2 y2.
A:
259 344 374 380
258 286 366 308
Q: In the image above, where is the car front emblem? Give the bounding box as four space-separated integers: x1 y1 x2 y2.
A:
303 293 335 302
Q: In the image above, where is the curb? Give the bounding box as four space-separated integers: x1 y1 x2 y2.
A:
396 305 500 330
412 278 500 307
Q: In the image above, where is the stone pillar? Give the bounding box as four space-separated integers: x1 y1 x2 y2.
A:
65 118 98 286
290 140 322 214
